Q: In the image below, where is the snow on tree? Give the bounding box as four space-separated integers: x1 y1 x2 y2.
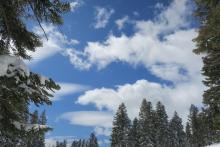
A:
168 112 186 147
137 99 154 146
111 103 131 147
0 0 70 145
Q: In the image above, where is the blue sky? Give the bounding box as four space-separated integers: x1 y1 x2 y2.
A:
27 0 205 146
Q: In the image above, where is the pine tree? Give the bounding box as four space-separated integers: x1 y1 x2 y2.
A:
193 0 220 140
0 0 70 144
88 133 98 147
128 118 139 147
154 101 169 147
188 105 202 147
111 103 131 147
168 112 186 147
137 99 154 146
185 122 192 147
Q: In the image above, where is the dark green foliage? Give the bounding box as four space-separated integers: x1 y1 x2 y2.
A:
138 99 154 146
154 101 169 147
168 112 186 147
193 0 220 140
111 103 131 147
0 0 70 59
110 100 188 147
0 0 69 144
185 122 192 147
128 118 139 147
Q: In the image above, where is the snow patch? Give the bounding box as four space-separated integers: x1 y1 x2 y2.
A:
207 143 220 147
0 55 29 77
13 121 49 132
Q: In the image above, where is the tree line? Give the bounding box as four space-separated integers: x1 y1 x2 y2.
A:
55 132 98 147
110 99 219 147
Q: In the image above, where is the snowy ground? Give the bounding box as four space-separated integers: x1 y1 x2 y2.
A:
207 143 220 147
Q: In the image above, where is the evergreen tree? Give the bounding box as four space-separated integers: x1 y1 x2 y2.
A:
0 0 69 144
193 0 220 140
111 103 130 147
154 101 169 147
88 133 98 147
168 112 186 147
185 122 192 147
188 105 202 147
137 99 154 146
128 118 139 147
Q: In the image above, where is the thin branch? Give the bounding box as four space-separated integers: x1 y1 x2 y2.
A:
28 0 48 40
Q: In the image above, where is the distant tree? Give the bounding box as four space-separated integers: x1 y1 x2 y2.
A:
168 112 186 147
111 103 131 147
56 140 67 147
154 101 169 147
138 99 154 146
88 133 98 147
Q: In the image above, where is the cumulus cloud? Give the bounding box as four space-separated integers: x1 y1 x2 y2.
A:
26 24 79 65
70 0 83 12
77 79 204 124
59 111 113 136
115 16 130 30
65 0 200 83
52 83 90 101
93 7 114 29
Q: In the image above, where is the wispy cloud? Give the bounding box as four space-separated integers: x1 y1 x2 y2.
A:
58 111 113 136
70 0 83 12
26 24 79 65
93 7 114 29
115 16 131 30
52 83 90 101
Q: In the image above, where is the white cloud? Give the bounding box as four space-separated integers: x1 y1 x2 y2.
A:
66 0 200 83
26 24 79 65
63 0 205 136
52 83 90 101
77 79 204 124
115 16 130 30
70 0 83 12
59 111 113 136
93 7 114 29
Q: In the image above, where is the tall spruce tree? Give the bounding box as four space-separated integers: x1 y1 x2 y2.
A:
111 103 130 147
185 122 192 147
0 0 70 144
168 112 186 147
138 99 154 147
193 0 220 140
188 105 202 147
128 118 139 147
154 101 169 147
